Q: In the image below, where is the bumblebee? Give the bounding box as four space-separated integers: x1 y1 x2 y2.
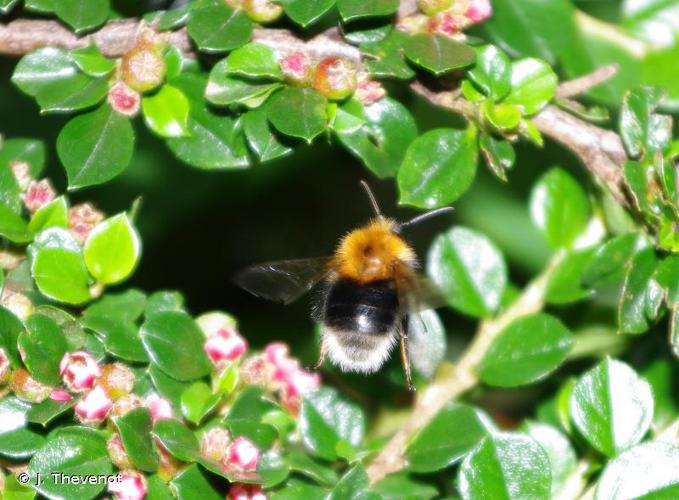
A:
235 182 451 390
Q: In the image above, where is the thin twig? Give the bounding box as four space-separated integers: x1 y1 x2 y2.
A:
555 64 619 99
365 253 564 483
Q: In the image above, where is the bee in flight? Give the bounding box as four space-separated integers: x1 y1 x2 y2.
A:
235 182 452 391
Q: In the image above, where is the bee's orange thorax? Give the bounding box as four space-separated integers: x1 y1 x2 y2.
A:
333 218 416 284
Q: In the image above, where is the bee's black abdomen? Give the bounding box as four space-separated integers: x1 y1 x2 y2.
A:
323 278 399 334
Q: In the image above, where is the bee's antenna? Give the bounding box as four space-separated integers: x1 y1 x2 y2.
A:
400 206 454 229
360 180 382 216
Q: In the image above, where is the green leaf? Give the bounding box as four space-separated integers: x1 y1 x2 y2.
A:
170 464 221 500
619 247 663 335
620 86 672 159
299 388 364 461
505 58 557 115
523 422 576 496
398 127 478 209
30 228 91 304
596 442 679 500
25 0 54 12
57 104 135 189
0 306 25 366
623 160 652 213
408 310 446 379
258 451 291 488
148 363 190 410
180 382 220 425
83 213 141 285
53 0 109 33
0 397 45 459
28 427 113 499
404 34 476 75
0 0 19 13
406 403 488 473
458 432 551 500
483 101 522 131
18 314 68 385
336 0 397 21
206 59 282 107
267 87 328 142
224 43 283 80
70 44 115 77
329 464 369 500
427 226 507 317
0 203 30 243
271 479 329 500
468 45 512 100
83 289 147 323
3 472 38 499
28 196 68 234
480 313 573 387
114 408 159 472
546 248 596 304
243 106 292 162
140 311 212 382
12 48 77 97
582 233 646 288
152 419 200 462
27 397 75 427
142 85 190 138
157 4 190 31
82 315 148 362
335 98 418 178
35 74 108 113
657 255 679 306
372 474 438 500
570 357 653 457
188 3 253 53
362 31 415 80
145 290 185 316
281 0 335 27
529 167 590 249
0 138 46 177
479 133 515 181
287 450 338 485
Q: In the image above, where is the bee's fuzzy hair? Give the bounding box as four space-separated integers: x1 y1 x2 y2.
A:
321 326 398 374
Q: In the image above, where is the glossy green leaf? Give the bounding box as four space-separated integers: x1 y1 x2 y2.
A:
140 311 212 382
157 4 190 31
0 138 46 177
404 34 476 75
427 226 507 317
0 203 30 243
372 474 438 500
281 0 335 27
335 98 418 178
483 101 522 131
27 397 75 426
570 357 653 457
582 233 645 288
623 160 652 213
224 43 282 80
206 58 281 107
329 464 370 500
28 196 68 234
18 314 68 385
258 451 291 488
398 127 478 209
53 0 109 33
458 432 551 500
188 3 253 53
267 87 328 142
28 427 113 499
243 106 291 162
505 58 557 115
362 31 415 79
287 450 338 485
480 313 573 387
170 464 221 500
407 403 488 472
35 74 107 113
12 48 77 97
619 247 663 334
57 104 135 189
145 290 185 316
596 442 679 500
529 167 590 249
620 86 672 158
299 388 364 461
114 408 159 472
337 0 397 21
152 419 200 462
142 85 190 138
546 248 596 304
523 422 576 496
148 363 190 411
30 228 91 304
468 45 512 100
407 310 446 379
70 44 115 77
83 213 141 285
83 289 147 323
0 397 45 459
479 133 515 181
180 382 220 425
0 306 24 366
83 315 148 362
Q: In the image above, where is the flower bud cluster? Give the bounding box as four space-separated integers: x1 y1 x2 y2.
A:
411 0 492 38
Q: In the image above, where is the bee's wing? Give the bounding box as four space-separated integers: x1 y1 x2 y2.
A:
234 257 332 305
398 269 448 314
407 309 447 378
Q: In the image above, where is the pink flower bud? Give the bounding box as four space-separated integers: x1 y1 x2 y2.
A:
107 433 133 470
60 351 101 392
224 436 259 472
111 393 144 418
49 389 73 402
355 79 386 105
108 470 147 500
243 0 283 23
240 354 269 386
466 0 492 23
417 0 453 15
0 289 33 321
10 369 51 403
99 362 135 399
200 426 231 462
313 56 357 100
107 81 141 117
280 52 312 85
22 179 55 213
9 161 32 191
427 11 466 37
74 385 113 424
228 483 267 500
68 203 105 244
145 394 174 423
204 328 248 367
265 343 300 385
121 44 166 93
281 368 320 413
0 348 10 385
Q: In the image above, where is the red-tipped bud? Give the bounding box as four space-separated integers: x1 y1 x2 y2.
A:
59 351 101 393
68 203 105 244
108 470 147 500
121 44 166 93
22 179 55 213
111 393 144 418
355 78 386 105
108 81 141 117
280 52 313 85
98 362 135 400
74 385 113 424
417 0 453 15
281 368 320 414
466 0 492 23
107 433 133 470
200 426 231 462
10 369 51 403
145 394 174 423
0 348 10 386
313 56 357 100
49 389 73 402
0 289 33 321
427 11 466 37
243 0 283 23
228 483 267 500
224 436 259 472
9 161 32 191
204 328 247 367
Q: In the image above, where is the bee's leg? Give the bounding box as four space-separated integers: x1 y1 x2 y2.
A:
399 318 415 392
312 340 326 370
